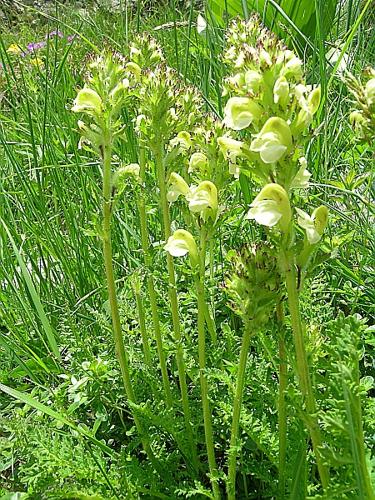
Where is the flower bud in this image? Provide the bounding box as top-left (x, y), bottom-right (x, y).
top-left (282, 55), bottom-right (303, 80)
top-left (223, 97), bottom-right (262, 130)
top-left (349, 110), bottom-right (368, 138)
top-left (112, 163), bottom-right (140, 195)
top-left (226, 243), bottom-right (279, 323)
top-left (313, 205), bottom-right (329, 236)
top-left (164, 229), bottom-right (199, 267)
top-left (250, 117), bottom-right (292, 164)
top-left (259, 49), bottom-right (272, 67)
top-left (246, 183), bottom-right (291, 233)
top-left (76, 120), bottom-right (102, 150)
top-left (245, 70), bottom-right (262, 93)
top-left (110, 81), bottom-right (128, 106)
top-left (228, 73), bottom-right (246, 89)
top-left (349, 110), bottom-right (366, 126)
top-left (295, 107), bottom-right (313, 131)
top-left (167, 172), bottom-right (191, 202)
top-left (273, 76), bottom-right (290, 108)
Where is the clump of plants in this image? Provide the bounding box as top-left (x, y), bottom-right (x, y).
top-left (68, 15), bottom-right (374, 499)
top-left (1, 12), bottom-right (373, 500)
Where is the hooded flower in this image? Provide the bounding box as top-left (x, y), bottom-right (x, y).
top-left (250, 117), bottom-right (292, 164)
top-left (197, 13), bottom-right (207, 35)
top-left (291, 157), bottom-right (311, 188)
top-left (188, 181), bottom-right (218, 220)
top-left (170, 131), bottom-right (192, 151)
top-left (223, 97), bottom-right (262, 130)
top-left (246, 183), bottom-right (291, 233)
top-left (72, 87), bottom-right (103, 116)
top-left (189, 152), bottom-right (208, 173)
top-left (164, 229), bottom-right (199, 266)
top-left (125, 61), bottom-right (142, 79)
top-left (167, 172), bottom-right (191, 202)
top-left (294, 86), bottom-right (321, 131)
top-left (295, 205), bottom-right (329, 244)
top-left (307, 86), bottom-right (321, 114)
top-left (217, 136), bottom-right (244, 163)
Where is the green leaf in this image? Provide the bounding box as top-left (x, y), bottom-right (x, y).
top-left (207, 0), bottom-right (338, 49)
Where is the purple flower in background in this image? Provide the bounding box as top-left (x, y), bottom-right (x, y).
top-left (67, 34), bottom-right (77, 44)
top-left (27, 41), bottom-right (47, 52)
top-left (46, 30), bottom-right (64, 39)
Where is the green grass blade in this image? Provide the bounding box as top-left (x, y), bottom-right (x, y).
top-left (0, 382), bottom-right (114, 456)
top-left (1, 217), bottom-right (61, 360)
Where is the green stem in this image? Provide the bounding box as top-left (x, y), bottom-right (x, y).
top-left (345, 356), bottom-right (374, 498)
top-left (206, 237), bottom-right (217, 344)
top-left (133, 278), bottom-right (152, 368)
top-left (226, 320), bottom-right (252, 500)
top-left (154, 139), bottom-right (199, 472)
top-left (280, 249), bottom-right (329, 490)
top-left (204, 296), bottom-right (217, 345)
top-left (195, 229), bottom-right (221, 499)
top-left (101, 137), bottom-right (158, 471)
top-left (277, 302), bottom-right (287, 500)
top-left (138, 148), bottom-right (173, 408)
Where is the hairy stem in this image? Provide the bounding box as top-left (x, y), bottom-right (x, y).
top-left (137, 148), bottom-right (173, 408)
top-left (154, 138), bottom-right (198, 472)
top-left (280, 249), bottom-right (329, 490)
top-left (226, 320), bottom-right (252, 500)
top-left (195, 229), bottom-right (221, 499)
top-left (101, 136), bottom-right (158, 470)
top-left (277, 302), bottom-right (287, 500)
top-left (133, 278), bottom-right (152, 368)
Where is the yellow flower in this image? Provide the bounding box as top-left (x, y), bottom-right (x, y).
top-left (7, 44), bottom-right (23, 55)
top-left (188, 181), bottom-right (218, 221)
top-left (295, 205), bottom-right (329, 244)
top-left (188, 152), bottom-right (208, 173)
top-left (250, 117), bottom-right (292, 164)
top-left (30, 58), bottom-right (44, 68)
top-left (164, 229), bottom-right (199, 267)
top-left (167, 172), bottom-right (191, 202)
top-left (246, 183), bottom-right (291, 233)
top-left (223, 97), bottom-right (262, 130)
top-left (72, 87), bottom-right (103, 116)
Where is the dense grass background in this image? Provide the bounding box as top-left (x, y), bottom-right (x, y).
top-left (0, 0), bottom-right (374, 498)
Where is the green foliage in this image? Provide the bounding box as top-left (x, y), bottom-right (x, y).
top-left (207, 0), bottom-right (338, 50)
top-left (0, 1), bottom-right (373, 499)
